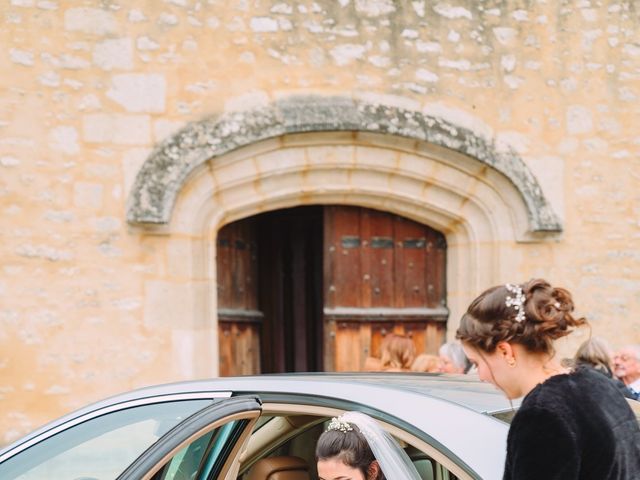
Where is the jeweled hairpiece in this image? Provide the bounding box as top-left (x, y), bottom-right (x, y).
top-left (327, 416), bottom-right (354, 433)
top-left (505, 283), bottom-right (526, 323)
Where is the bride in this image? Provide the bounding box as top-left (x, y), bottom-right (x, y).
top-left (315, 411), bottom-right (422, 480)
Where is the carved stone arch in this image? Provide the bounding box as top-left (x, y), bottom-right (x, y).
top-left (127, 95), bottom-right (562, 234)
top-left (129, 95), bottom-right (563, 377)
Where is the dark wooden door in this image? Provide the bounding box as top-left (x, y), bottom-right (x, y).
top-left (217, 207), bottom-right (323, 376)
top-left (323, 206), bottom-right (447, 371)
top-left (217, 205), bottom-right (447, 374)
top-left (216, 221), bottom-right (261, 376)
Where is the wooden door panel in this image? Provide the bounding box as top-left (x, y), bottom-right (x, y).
top-left (323, 206), bottom-right (448, 371)
top-left (367, 210), bottom-right (395, 308)
top-left (425, 232), bottom-right (447, 307)
top-left (395, 217), bottom-right (428, 308)
top-left (218, 322), bottom-right (260, 376)
top-left (217, 221), bottom-right (261, 376)
top-left (324, 206), bottom-right (362, 308)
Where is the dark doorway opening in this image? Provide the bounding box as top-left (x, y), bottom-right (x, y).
top-left (256, 206), bottom-right (324, 373)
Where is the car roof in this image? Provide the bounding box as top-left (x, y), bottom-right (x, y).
top-left (106, 372), bottom-right (516, 413)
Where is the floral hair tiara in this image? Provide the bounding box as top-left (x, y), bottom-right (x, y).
top-left (327, 416), bottom-right (353, 433)
top-left (505, 283), bottom-right (526, 323)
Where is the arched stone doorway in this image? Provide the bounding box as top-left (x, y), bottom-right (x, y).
top-left (127, 96), bottom-right (561, 378)
top-left (216, 205), bottom-right (447, 375)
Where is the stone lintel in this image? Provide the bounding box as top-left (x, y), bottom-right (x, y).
top-left (126, 95), bottom-right (562, 233)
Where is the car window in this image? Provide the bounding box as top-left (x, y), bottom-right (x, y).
top-left (0, 399), bottom-right (212, 480)
top-left (489, 409), bottom-right (517, 424)
top-left (152, 420), bottom-right (241, 480)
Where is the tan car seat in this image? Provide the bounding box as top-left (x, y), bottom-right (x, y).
top-left (246, 456), bottom-right (310, 480)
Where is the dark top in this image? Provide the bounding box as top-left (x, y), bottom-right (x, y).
top-left (503, 367), bottom-right (640, 480)
top-left (574, 361), bottom-right (637, 400)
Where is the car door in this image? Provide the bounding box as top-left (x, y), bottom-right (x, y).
top-left (0, 395), bottom-right (220, 480)
top-left (118, 396), bottom-right (262, 480)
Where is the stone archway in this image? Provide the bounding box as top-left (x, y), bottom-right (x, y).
top-left (127, 95), bottom-right (561, 233)
top-left (128, 95), bottom-right (562, 378)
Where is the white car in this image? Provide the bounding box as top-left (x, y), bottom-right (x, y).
top-left (0, 373), bottom-right (524, 480)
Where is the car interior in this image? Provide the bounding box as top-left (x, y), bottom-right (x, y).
top-left (148, 402), bottom-right (466, 480)
top-left (235, 409), bottom-right (461, 480)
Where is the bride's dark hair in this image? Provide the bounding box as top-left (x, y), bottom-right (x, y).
top-left (316, 422), bottom-right (384, 479)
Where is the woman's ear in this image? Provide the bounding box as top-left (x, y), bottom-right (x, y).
top-left (496, 341), bottom-right (515, 361)
top-left (367, 460), bottom-right (381, 480)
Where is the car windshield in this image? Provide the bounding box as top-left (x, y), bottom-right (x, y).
top-left (0, 399), bottom-right (211, 480)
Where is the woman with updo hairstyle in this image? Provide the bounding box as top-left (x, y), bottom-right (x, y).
top-left (316, 419), bottom-right (383, 480)
top-left (315, 412), bottom-right (421, 480)
top-left (457, 279), bottom-right (640, 479)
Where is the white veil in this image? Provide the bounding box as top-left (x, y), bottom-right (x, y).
top-left (339, 411), bottom-right (423, 480)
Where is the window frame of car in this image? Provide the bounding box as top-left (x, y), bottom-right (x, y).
top-left (251, 401), bottom-right (473, 480)
top-left (126, 398), bottom-right (471, 480)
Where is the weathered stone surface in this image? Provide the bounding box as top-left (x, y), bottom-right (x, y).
top-left (127, 95), bottom-right (562, 233)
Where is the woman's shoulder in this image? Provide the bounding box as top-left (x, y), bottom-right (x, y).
top-left (519, 367), bottom-right (610, 411)
top-left (534, 365), bottom-right (615, 393)
top-left (521, 366), bottom-right (635, 422)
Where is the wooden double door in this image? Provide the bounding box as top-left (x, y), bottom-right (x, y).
top-left (217, 205), bottom-right (447, 376)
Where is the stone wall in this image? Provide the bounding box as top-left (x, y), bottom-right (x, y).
top-left (1, 0), bottom-right (639, 443)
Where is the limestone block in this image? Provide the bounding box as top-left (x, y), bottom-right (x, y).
top-left (93, 38), bottom-right (134, 71)
top-left (354, 146), bottom-right (397, 170)
top-left (348, 169), bottom-right (390, 192)
top-left (153, 119), bottom-right (184, 142)
top-left (64, 7), bottom-right (117, 35)
top-left (122, 148), bottom-right (151, 194)
top-left (83, 114), bottom-right (151, 145)
top-left (144, 281), bottom-right (207, 329)
top-left (218, 179), bottom-right (262, 208)
top-left (144, 281), bottom-right (192, 328)
top-left (303, 168), bottom-right (350, 189)
top-left (9, 49), bottom-right (35, 67)
top-left (73, 182), bottom-right (103, 210)
top-left (48, 126), bottom-right (80, 155)
top-left (165, 238), bottom-right (203, 279)
top-left (566, 105), bottom-right (593, 135)
top-left (170, 169), bottom-right (218, 235)
top-left (525, 156), bottom-right (565, 221)
top-left (388, 174), bottom-right (425, 202)
top-left (254, 147), bottom-right (304, 174)
top-left (106, 74), bottom-right (166, 113)
top-left (306, 145), bottom-right (355, 167)
top-left (212, 156), bottom-right (258, 188)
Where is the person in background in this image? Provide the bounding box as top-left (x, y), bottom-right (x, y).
top-left (410, 353), bottom-right (441, 373)
top-left (362, 355), bottom-right (382, 372)
top-left (457, 279), bottom-right (640, 479)
top-left (613, 344), bottom-right (640, 400)
top-left (438, 341), bottom-right (472, 373)
top-left (379, 333), bottom-right (415, 372)
top-left (573, 336), bottom-right (634, 399)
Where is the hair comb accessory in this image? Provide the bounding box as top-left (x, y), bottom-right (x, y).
top-left (327, 416), bottom-right (353, 433)
top-left (505, 283), bottom-right (526, 323)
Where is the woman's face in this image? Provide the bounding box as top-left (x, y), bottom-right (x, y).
top-left (462, 343), bottom-right (520, 399)
top-left (317, 458), bottom-right (365, 480)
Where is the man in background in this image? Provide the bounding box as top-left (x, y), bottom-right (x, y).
top-left (614, 345), bottom-right (640, 400)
